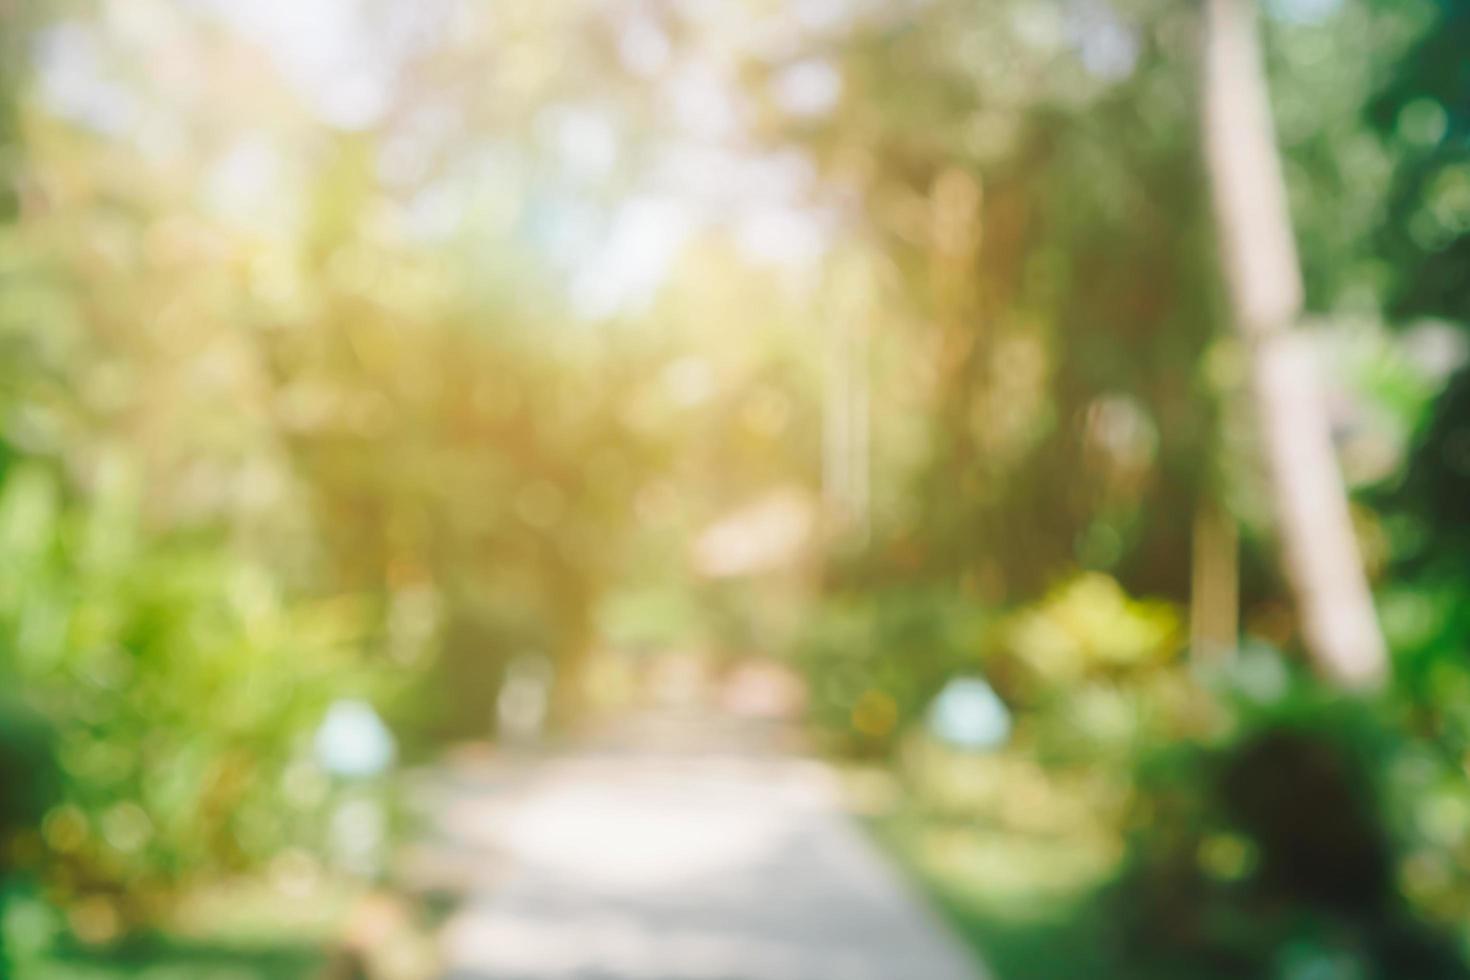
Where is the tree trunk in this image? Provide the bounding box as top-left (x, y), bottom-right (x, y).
top-left (822, 252), bottom-right (872, 546)
top-left (1191, 494), bottom-right (1240, 664)
top-left (1201, 0), bottom-right (1386, 689)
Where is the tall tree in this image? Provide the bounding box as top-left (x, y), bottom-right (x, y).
top-left (1202, 0), bottom-right (1386, 688)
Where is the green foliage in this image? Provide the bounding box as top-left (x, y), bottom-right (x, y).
top-left (0, 461), bottom-right (373, 919)
top-left (793, 573), bottom-right (1187, 762)
top-left (1001, 573), bottom-right (1180, 683)
top-left (1368, 0), bottom-right (1470, 323)
top-left (793, 588), bottom-right (990, 753)
top-left (1112, 676), bottom-right (1470, 979)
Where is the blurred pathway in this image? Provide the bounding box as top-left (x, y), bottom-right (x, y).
top-left (422, 713), bottom-right (984, 980)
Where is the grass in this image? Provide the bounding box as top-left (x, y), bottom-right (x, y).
top-left (869, 807), bottom-right (1136, 980)
top-left (17, 935), bottom-right (325, 980)
top-left (840, 745), bottom-right (1169, 980)
top-left (3, 877), bottom-right (355, 980)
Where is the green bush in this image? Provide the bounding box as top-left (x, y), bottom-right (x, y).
top-left (1112, 657), bottom-right (1470, 979)
top-left (0, 463), bottom-right (378, 929)
top-left (792, 587), bottom-right (991, 754)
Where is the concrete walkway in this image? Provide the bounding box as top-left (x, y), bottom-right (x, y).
top-left (424, 714), bottom-right (984, 980)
